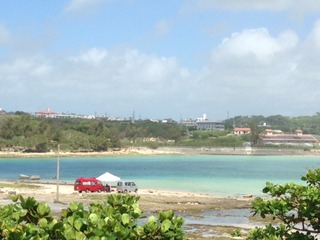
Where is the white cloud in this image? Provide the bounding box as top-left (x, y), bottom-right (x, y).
top-left (0, 47), bottom-right (188, 116)
top-left (3, 19), bottom-right (320, 119)
top-left (72, 48), bottom-right (108, 64)
top-left (185, 0), bottom-right (289, 11)
top-left (95, 49), bottom-right (181, 92)
top-left (183, 0), bottom-right (320, 19)
top-left (64, 0), bottom-right (106, 14)
top-left (0, 23), bottom-right (10, 45)
top-left (191, 23), bottom-right (320, 117)
top-left (213, 28), bottom-right (298, 64)
top-left (154, 20), bottom-right (172, 37)
top-left (294, 20), bottom-right (320, 92)
top-left (304, 20), bottom-right (320, 50)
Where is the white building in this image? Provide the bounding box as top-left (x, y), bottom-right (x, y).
top-left (196, 113), bottom-right (208, 122)
top-left (195, 114), bottom-right (224, 130)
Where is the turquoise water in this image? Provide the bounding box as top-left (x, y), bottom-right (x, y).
top-left (0, 155), bottom-right (319, 197)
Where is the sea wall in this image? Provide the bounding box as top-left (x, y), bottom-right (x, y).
top-left (157, 146), bottom-right (320, 156)
top-left (0, 146), bottom-right (319, 158)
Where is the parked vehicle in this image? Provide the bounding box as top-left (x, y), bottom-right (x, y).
top-left (74, 177), bottom-right (107, 193)
top-left (116, 181), bottom-right (138, 193)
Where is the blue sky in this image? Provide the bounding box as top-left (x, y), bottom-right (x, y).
top-left (1, 0), bottom-right (320, 121)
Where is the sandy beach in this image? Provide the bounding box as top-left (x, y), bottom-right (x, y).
top-left (0, 181), bottom-right (252, 212)
top-left (0, 146), bottom-right (319, 158)
top-left (0, 181), bottom-right (255, 239)
top-left (0, 147), bottom-right (182, 158)
top-left (0, 148), bottom-right (284, 238)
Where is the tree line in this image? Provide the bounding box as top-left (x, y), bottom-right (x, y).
top-left (225, 113), bottom-right (320, 134)
top-left (1, 112), bottom-right (320, 152)
top-left (0, 114), bottom-right (185, 152)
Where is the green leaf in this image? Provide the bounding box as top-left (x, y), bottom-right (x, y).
top-left (67, 216), bottom-right (75, 225)
top-left (38, 218), bottom-right (48, 228)
top-left (37, 202), bottom-right (51, 216)
top-left (24, 196), bottom-right (37, 209)
top-left (75, 230), bottom-right (86, 240)
top-left (89, 213), bottom-right (99, 224)
top-left (11, 195), bottom-right (19, 202)
top-left (144, 216), bottom-right (158, 233)
top-left (64, 226), bottom-right (76, 240)
top-left (159, 210), bottom-right (174, 221)
top-left (160, 219), bottom-right (172, 233)
top-left (132, 202), bottom-right (142, 217)
top-left (69, 202), bottom-right (82, 212)
top-left (74, 218), bottom-right (84, 231)
top-left (89, 236), bottom-right (100, 240)
top-left (121, 213), bottom-right (130, 225)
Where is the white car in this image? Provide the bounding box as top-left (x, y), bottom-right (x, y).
top-left (116, 181), bottom-right (138, 193)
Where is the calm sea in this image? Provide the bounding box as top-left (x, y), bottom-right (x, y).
top-left (0, 155), bottom-right (319, 197)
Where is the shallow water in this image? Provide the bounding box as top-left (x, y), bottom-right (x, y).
top-left (182, 208), bottom-right (264, 228)
top-left (0, 155), bottom-right (319, 196)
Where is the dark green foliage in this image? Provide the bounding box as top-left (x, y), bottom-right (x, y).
top-left (0, 194), bottom-right (185, 239)
top-left (0, 116), bottom-right (185, 152)
top-left (1, 113), bottom-right (320, 152)
top-left (248, 168), bottom-right (320, 239)
top-left (0, 195), bottom-right (63, 239)
top-left (225, 113), bottom-right (320, 135)
top-left (180, 130), bottom-right (243, 147)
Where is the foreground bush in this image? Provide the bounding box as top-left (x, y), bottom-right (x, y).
top-left (0, 194), bottom-right (185, 239)
top-left (248, 168), bottom-right (320, 239)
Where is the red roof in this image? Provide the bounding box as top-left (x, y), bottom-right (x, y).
top-left (234, 127), bottom-right (251, 131)
top-left (260, 134), bottom-right (317, 143)
top-left (35, 108), bottom-right (57, 115)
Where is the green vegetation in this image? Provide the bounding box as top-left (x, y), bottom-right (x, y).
top-left (248, 168), bottom-right (320, 239)
top-left (1, 112), bottom-right (320, 152)
top-left (0, 114), bottom-right (238, 152)
top-left (225, 113), bottom-right (320, 134)
top-left (0, 194), bottom-right (185, 239)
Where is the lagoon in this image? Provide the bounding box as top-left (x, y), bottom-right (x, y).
top-left (1, 155), bottom-right (319, 197)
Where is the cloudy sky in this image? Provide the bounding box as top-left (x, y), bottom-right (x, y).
top-left (1, 0), bottom-right (320, 121)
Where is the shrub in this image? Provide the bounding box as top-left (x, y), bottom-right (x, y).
top-left (0, 194), bottom-right (186, 239)
top-left (248, 168), bottom-right (320, 239)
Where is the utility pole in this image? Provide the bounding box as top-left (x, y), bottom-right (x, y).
top-left (56, 144), bottom-right (60, 202)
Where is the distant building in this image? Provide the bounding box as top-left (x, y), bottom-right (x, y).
top-left (161, 118), bottom-right (175, 123)
top-left (234, 127), bottom-right (251, 135)
top-left (180, 113), bottom-right (225, 130)
top-left (35, 108), bottom-right (57, 117)
top-left (196, 114), bottom-right (208, 122)
top-left (196, 121), bottom-right (225, 130)
top-left (35, 108), bottom-right (95, 119)
top-left (179, 119), bottom-right (197, 127)
top-left (258, 122), bottom-right (271, 128)
top-left (259, 130), bottom-right (317, 146)
top-left (265, 129), bottom-right (283, 135)
top-left (0, 108), bottom-right (5, 115)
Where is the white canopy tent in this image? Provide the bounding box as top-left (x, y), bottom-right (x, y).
top-left (97, 172), bottom-right (121, 182)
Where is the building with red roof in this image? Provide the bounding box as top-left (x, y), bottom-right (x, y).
top-left (233, 127), bottom-right (251, 135)
top-left (35, 108), bottom-right (57, 117)
top-left (259, 130), bottom-right (317, 146)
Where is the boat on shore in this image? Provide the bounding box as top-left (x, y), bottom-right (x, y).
top-left (29, 175), bottom-right (40, 180)
top-left (19, 174), bottom-right (41, 180)
top-left (19, 174), bottom-right (30, 180)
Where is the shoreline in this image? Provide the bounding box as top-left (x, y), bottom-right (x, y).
top-left (0, 146), bottom-right (320, 158)
top-left (0, 180), bottom-right (253, 212)
top-left (0, 181), bottom-right (261, 238)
